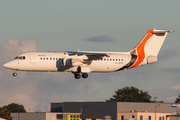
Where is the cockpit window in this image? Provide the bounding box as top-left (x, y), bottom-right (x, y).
top-left (14, 56), bottom-right (19, 59)
top-left (14, 56), bottom-right (26, 60)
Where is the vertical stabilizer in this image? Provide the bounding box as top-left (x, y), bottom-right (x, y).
top-left (128, 29), bottom-right (174, 68)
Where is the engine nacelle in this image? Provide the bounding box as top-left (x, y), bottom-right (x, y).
top-left (62, 58), bottom-right (72, 66)
top-left (71, 58), bottom-right (84, 66)
top-left (61, 58), bottom-right (84, 66)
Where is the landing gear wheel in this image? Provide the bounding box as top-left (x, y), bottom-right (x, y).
top-left (74, 73), bottom-right (81, 79)
top-left (13, 73), bottom-right (17, 77)
top-left (82, 73), bottom-right (88, 78)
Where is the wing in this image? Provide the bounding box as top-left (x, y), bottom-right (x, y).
top-left (66, 51), bottom-right (109, 60)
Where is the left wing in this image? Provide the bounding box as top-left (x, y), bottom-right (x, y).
top-left (66, 51), bottom-right (109, 60)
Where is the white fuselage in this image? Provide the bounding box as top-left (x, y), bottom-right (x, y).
top-left (4, 51), bottom-right (132, 73)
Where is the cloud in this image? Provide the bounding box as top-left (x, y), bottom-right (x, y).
top-left (171, 84), bottom-right (180, 90)
top-left (148, 87), bottom-right (179, 102)
top-left (0, 39), bottom-right (38, 111)
top-left (168, 97), bottom-right (177, 100)
top-left (83, 35), bottom-right (115, 42)
top-left (5, 39), bottom-right (37, 52)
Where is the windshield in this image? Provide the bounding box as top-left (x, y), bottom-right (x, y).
top-left (14, 56), bottom-right (26, 60)
top-left (14, 56), bottom-right (19, 59)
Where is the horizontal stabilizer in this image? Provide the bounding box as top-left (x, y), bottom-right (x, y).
top-left (151, 30), bottom-right (175, 34)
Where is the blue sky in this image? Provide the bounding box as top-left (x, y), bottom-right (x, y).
top-left (0, 1), bottom-right (180, 111)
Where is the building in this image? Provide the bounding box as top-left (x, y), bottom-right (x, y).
top-left (11, 112), bottom-right (81, 120)
top-left (51, 102), bottom-right (180, 120)
top-left (167, 113), bottom-right (180, 120)
top-left (10, 102), bottom-right (180, 120)
top-left (118, 111), bottom-right (170, 120)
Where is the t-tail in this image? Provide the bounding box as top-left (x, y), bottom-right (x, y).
top-left (127, 29), bottom-right (175, 69)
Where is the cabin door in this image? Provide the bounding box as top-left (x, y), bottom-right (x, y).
top-left (30, 54), bottom-right (36, 64)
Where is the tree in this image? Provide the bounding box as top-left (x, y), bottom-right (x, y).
top-left (0, 103), bottom-right (26, 119)
top-left (175, 94), bottom-right (180, 103)
top-left (106, 86), bottom-right (152, 102)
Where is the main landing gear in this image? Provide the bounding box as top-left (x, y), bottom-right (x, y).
top-left (74, 73), bottom-right (88, 79)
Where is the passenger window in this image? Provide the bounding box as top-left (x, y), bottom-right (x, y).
top-left (56, 58), bottom-right (58, 60)
top-left (46, 58), bottom-right (48, 60)
top-left (104, 59), bottom-right (106, 61)
top-left (40, 58), bottom-right (42, 60)
top-left (53, 58), bottom-right (55, 60)
top-left (116, 59), bottom-right (117, 61)
top-left (122, 59), bottom-right (123, 61)
top-left (23, 56), bottom-right (25, 59)
top-left (43, 58), bottom-right (45, 60)
top-left (50, 58), bottom-right (52, 60)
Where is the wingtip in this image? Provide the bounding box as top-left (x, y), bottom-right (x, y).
top-left (169, 30), bottom-right (176, 33)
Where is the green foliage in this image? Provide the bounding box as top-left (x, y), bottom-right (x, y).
top-left (0, 103), bottom-right (26, 119)
top-left (151, 100), bottom-right (164, 103)
top-left (106, 86), bottom-right (152, 102)
top-left (175, 94), bottom-right (180, 103)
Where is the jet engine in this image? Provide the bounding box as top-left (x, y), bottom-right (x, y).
top-left (61, 58), bottom-right (84, 66)
top-left (61, 58), bottom-right (72, 66)
top-left (71, 58), bottom-right (84, 66)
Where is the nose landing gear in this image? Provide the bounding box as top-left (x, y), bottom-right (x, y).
top-left (13, 72), bottom-right (17, 77)
top-left (13, 70), bottom-right (17, 77)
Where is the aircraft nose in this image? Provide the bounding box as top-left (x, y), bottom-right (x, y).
top-left (3, 62), bottom-right (10, 68)
top-left (3, 61), bottom-right (17, 70)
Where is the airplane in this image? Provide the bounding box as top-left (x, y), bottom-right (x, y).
top-left (3, 29), bottom-right (174, 79)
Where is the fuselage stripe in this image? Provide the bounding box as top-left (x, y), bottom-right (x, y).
top-left (72, 59), bottom-right (83, 62)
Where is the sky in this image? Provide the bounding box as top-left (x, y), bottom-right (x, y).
top-left (0, 1), bottom-right (180, 112)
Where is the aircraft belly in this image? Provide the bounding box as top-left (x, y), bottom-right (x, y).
top-left (18, 61), bottom-right (58, 71)
top-left (89, 61), bottom-right (124, 72)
